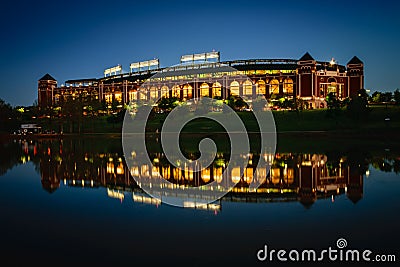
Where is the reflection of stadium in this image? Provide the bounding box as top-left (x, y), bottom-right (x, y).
top-left (38, 52), bottom-right (364, 110)
top-left (21, 139), bottom-right (364, 209)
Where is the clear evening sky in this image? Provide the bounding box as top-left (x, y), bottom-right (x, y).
top-left (0, 0), bottom-right (399, 106)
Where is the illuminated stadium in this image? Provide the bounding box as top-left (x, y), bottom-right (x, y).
top-left (38, 51), bottom-right (364, 110)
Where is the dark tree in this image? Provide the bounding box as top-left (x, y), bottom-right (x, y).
top-left (393, 89), bottom-right (400, 105)
top-left (347, 89), bottom-right (370, 121)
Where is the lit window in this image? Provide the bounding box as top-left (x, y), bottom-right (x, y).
top-left (243, 80), bottom-right (253, 95)
top-left (231, 167), bottom-right (241, 183)
top-left (183, 84), bottom-right (193, 99)
top-left (128, 91), bottom-right (137, 101)
top-left (283, 78), bottom-right (293, 95)
top-left (172, 85), bottom-right (180, 98)
top-left (105, 93), bottom-right (112, 103)
top-left (256, 80), bottom-right (266, 95)
top-left (200, 83), bottom-right (209, 97)
top-left (114, 92), bottom-right (122, 102)
top-left (230, 81), bottom-right (239, 96)
top-left (269, 79), bottom-right (279, 95)
top-left (161, 86), bottom-right (169, 98)
top-left (212, 82), bottom-right (221, 97)
top-left (150, 86), bottom-right (158, 99)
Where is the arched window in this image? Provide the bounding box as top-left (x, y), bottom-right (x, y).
top-left (128, 91), bottom-right (137, 101)
top-left (212, 82), bottom-right (221, 97)
top-left (243, 80), bottom-right (253, 95)
top-left (256, 80), bottom-right (266, 95)
top-left (200, 83), bottom-right (209, 97)
top-left (150, 86), bottom-right (158, 99)
top-left (269, 79), bottom-right (279, 95)
top-left (114, 91), bottom-right (122, 102)
top-left (230, 81), bottom-right (239, 96)
top-left (231, 167), bottom-right (241, 184)
top-left (201, 168), bottom-right (211, 183)
top-left (104, 92), bottom-right (112, 104)
top-left (283, 78), bottom-right (293, 95)
top-left (327, 77), bottom-right (337, 95)
top-left (183, 84), bottom-right (193, 99)
top-left (139, 89), bottom-right (147, 100)
top-left (172, 85), bottom-right (180, 98)
top-left (161, 85), bottom-right (169, 98)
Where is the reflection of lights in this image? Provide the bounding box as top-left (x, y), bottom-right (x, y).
top-left (107, 188), bottom-right (124, 201)
top-left (365, 170), bottom-right (370, 177)
top-left (116, 163), bottom-right (124, 175)
top-left (131, 166), bottom-right (139, 177)
top-left (133, 193), bottom-right (161, 205)
top-left (107, 162), bottom-right (114, 174)
top-left (141, 165), bottom-right (149, 177)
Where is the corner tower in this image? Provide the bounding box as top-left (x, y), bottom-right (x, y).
top-left (38, 74), bottom-right (57, 109)
top-left (297, 52), bottom-right (317, 107)
top-left (346, 56), bottom-right (364, 97)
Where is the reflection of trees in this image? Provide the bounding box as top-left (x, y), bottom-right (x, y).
top-left (371, 157), bottom-right (400, 173)
top-left (0, 141), bottom-right (23, 176)
top-left (343, 149), bottom-right (370, 175)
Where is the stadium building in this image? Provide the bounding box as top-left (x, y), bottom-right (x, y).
top-left (38, 52), bottom-right (364, 110)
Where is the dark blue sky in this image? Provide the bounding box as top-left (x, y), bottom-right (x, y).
top-left (1, 0), bottom-right (399, 106)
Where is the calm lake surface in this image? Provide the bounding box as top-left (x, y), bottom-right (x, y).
top-left (0, 136), bottom-right (399, 266)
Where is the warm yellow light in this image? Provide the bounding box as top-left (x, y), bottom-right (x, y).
top-left (201, 168), bottom-right (211, 183)
top-left (116, 163), bottom-right (124, 175)
top-left (232, 167), bottom-right (241, 183)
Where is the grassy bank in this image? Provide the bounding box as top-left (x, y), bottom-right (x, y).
top-left (10, 105), bottom-right (400, 135)
top-left (147, 105), bottom-right (400, 133)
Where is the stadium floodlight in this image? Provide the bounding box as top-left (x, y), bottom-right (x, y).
top-left (180, 51), bottom-right (220, 64)
top-left (104, 65), bottom-right (122, 77)
top-left (130, 59), bottom-right (160, 73)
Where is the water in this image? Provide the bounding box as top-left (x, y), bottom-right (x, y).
top-left (0, 137), bottom-right (399, 266)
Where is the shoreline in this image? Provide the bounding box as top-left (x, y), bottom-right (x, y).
top-left (2, 128), bottom-right (399, 140)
